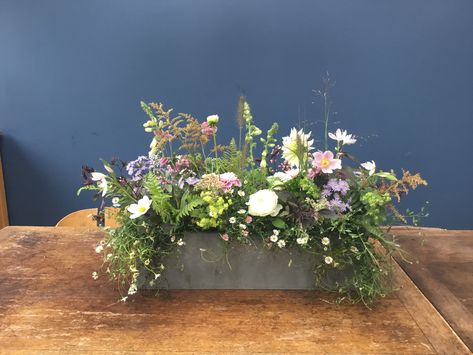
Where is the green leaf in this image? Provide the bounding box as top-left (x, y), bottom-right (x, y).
top-left (271, 218), bottom-right (286, 229)
top-left (76, 185), bottom-right (99, 196)
top-left (375, 171), bottom-right (397, 181)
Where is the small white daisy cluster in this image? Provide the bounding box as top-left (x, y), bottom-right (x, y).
top-left (268, 229), bottom-right (285, 248)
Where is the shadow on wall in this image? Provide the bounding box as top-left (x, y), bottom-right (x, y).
top-left (1, 134), bottom-right (84, 226)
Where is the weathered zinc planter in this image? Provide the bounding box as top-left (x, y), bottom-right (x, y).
top-left (138, 232), bottom-right (342, 290)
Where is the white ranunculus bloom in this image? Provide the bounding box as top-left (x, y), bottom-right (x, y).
top-left (281, 128), bottom-right (314, 168)
top-left (361, 160), bottom-right (376, 176)
top-left (127, 195), bottom-right (152, 219)
top-left (247, 189), bottom-right (282, 217)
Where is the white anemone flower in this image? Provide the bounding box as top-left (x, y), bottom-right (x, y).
top-left (328, 128), bottom-right (357, 145)
top-left (127, 196), bottom-right (152, 219)
top-left (361, 160), bottom-right (376, 176)
top-left (91, 172), bottom-right (108, 196)
top-left (282, 128), bottom-right (314, 168)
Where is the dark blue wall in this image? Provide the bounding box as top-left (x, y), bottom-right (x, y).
top-left (1, 0), bottom-right (472, 228)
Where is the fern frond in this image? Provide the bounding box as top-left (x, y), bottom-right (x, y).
top-left (144, 173), bottom-right (174, 222)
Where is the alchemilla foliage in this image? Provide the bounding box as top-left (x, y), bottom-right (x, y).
top-left (81, 88), bottom-right (427, 306)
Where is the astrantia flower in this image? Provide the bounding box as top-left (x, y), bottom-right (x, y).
top-left (127, 196), bottom-right (152, 219)
top-left (219, 172), bottom-right (241, 192)
top-left (328, 128), bottom-right (357, 145)
top-left (247, 189), bottom-right (282, 217)
top-left (361, 160), bottom-right (376, 176)
top-left (201, 122), bottom-right (217, 137)
top-left (281, 128), bottom-right (314, 167)
top-left (312, 151), bottom-right (342, 174)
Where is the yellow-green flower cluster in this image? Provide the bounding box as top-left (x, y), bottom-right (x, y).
top-left (196, 191), bottom-right (233, 229)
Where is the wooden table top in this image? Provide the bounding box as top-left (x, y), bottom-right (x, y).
top-left (0, 226), bottom-right (470, 354)
top-left (392, 228), bottom-right (473, 352)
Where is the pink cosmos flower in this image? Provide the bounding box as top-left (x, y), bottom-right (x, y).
top-left (219, 172), bottom-right (241, 192)
top-left (312, 151), bottom-right (342, 174)
top-left (221, 233), bottom-right (230, 241)
top-left (201, 121), bottom-right (217, 137)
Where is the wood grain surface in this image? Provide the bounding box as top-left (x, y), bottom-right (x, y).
top-left (393, 228), bottom-right (473, 352)
top-left (0, 226), bottom-right (469, 354)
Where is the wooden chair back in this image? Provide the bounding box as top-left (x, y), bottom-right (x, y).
top-left (56, 208), bottom-right (120, 228)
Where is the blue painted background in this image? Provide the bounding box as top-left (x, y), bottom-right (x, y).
top-left (1, 0), bottom-right (472, 228)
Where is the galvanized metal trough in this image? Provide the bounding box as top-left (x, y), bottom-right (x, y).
top-left (138, 232), bottom-right (345, 290)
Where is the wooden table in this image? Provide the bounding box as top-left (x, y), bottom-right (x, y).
top-left (0, 226), bottom-right (470, 354)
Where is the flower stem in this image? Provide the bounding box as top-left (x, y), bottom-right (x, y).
top-left (213, 132), bottom-right (218, 173)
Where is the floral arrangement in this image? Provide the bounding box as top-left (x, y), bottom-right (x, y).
top-left (80, 89), bottom-right (427, 306)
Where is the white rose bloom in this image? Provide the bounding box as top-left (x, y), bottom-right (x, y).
top-left (247, 189), bottom-right (282, 217)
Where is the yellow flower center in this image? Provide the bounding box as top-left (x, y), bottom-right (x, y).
top-left (138, 206), bottom-right (147, 213)
top-left (320, 158), bottom-right (330, 168)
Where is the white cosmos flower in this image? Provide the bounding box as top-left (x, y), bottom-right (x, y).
top-left (127, 196), bottom-right (152, 219)
top-left (361, 160), bottom-right (376, 176)
top-left (328, 128), bottom-right (357, 145)
top-left (247, 189), bottom-right (282, 217)
top-left (282, 128), bottom-right (314, 168)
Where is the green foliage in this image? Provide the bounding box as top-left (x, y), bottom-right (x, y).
top-left (144, 172), bottom-right (174, 222)
top-left (176, 192), bottom-right (205, 223)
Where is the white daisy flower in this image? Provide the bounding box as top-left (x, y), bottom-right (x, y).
top-left (229, 217), bottom-right (237, 224)
top-left (322, 237), bottom-right (330, 246)
top-left (324, 256), bottom-right (333, 264)
top-left (277, 240), bottom-right (286, 248)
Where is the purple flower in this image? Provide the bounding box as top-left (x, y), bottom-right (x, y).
top-left (126, 156), bottom-right (151, 181)
top-left (185, 176), bottom-right (200, 186)
top-left (329, 194), bottom-right (351, 212)
top-left (324, 179), bottom-right (350, 195)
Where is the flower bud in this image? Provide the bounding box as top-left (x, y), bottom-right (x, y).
top-left (206, 114), bottom-right (219, 125)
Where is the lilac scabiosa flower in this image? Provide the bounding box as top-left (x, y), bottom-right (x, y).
top-left (329, 194), bottom-right (351, 213)
top-left (325, 179), bottom-right (350, 195)
top-left (126, 156), bottom-right (151, 181)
